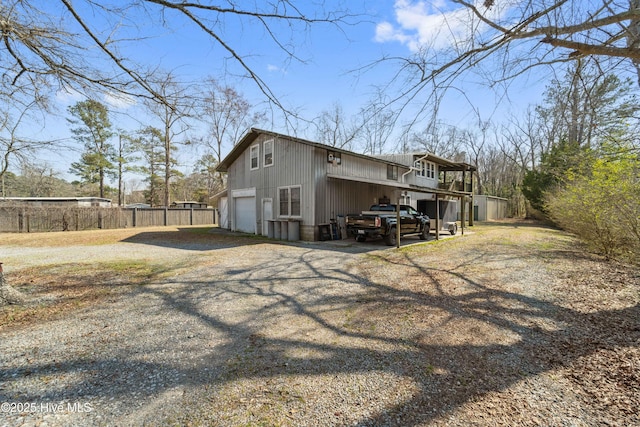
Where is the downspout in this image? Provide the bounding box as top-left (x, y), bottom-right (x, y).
top-left (401, 154), bottom-right (430, 183)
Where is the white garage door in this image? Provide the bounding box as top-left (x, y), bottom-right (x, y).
top-left (234, 196), bottom-right (256, 233)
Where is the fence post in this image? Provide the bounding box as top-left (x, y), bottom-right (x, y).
top-left (164, 207), bottom-right (168, 226)
top-left (18, 210), bottom-right (24, 233)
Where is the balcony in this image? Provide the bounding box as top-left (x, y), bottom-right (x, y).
top-left (438, 180), bottom-right (472, 193)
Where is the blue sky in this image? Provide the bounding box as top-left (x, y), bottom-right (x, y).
top-left (29, 0), bottom-right (550, 181)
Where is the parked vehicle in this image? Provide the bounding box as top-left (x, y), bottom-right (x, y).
top-left (345, 204), bottom-right (430, 246)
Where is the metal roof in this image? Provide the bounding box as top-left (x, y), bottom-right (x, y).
top-left (215, 128), bottom-right (474, 173)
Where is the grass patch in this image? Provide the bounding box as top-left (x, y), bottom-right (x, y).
top-left (0, 260), bottom-right (169, 330)
top-left (0, 225), bottom-right (220, 248)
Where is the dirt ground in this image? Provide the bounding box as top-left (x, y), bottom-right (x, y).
top-left (0, 221), bottom-right (638, 426)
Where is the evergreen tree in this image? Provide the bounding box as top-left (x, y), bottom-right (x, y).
top-left (68, 100), bottom-right (115, 198)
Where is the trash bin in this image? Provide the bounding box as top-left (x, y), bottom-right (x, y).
top-left (267, 220), bottom-right (275, 239)
top-left (273, 220), bottom-right (281, 239)
top-left (280, 220), bottom-right (288, 240)
top-left (287, 220), bottom-right (300, 241)
top-left (318, 223), bottom-right (331, 241)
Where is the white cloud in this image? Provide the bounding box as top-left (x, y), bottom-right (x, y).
top-left (375, 0), bottom-right (509, 52)
top-left (55, 87), bottom-right (84, 105)
top-left (104, 91), bottom-right (136, 110)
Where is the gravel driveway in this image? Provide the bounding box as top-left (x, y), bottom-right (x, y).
top-left (0, 224), bottom-right (638, 426)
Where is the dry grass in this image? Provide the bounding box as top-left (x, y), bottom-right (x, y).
top-left (0, 226), bottom-right (224, 329)
top-left (0, 225), bottom-right (217, 247)
top-left (0, 261), bottom-right (156, 329)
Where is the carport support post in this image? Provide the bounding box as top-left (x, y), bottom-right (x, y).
top-left (396, 201), bottom-right (401, 249)
top-left (435, 193), bottom-right (440, 241)
top-left (460, 195), bottom-right (465, 236)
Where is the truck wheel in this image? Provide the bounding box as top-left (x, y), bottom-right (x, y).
top-left (419, 225), bottom-right (429, 240)
top-left (384, 227), bottom-right (397, 246)
top-left (356, 235), bottom-right (366, 242)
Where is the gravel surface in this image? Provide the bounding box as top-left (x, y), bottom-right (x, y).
top-left (0, 223), bottom-right (638, 426)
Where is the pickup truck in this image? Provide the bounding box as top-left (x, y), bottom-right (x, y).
top-left (345, 204), bottom-right (430, 246)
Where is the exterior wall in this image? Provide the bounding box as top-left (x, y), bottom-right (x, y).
top-left (226, 134), bottom-right (316, 235)
top-left (375, 153), bottom-right (439, 189)
top-left (326, 150), bottom-right (402, 182)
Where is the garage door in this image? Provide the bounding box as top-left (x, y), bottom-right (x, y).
top-left (234, 196), bottom-right (256, 233)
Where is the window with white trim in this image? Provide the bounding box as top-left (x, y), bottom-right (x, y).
top-left (415, 160), bottom-right (436, 179)
top-left (264, 139), bottom-right (274, 167)
top-left (279, 185), bottom-right (301, 217)
top-left (250, 144), bottom-right (259, 170)
top-left (426, 161), bottom-right (435, 179)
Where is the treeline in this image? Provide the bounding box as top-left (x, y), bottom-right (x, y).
top-left (518, 61), bottom-right (640, 263)
top-left (1, 164), bottom-right (218, 207)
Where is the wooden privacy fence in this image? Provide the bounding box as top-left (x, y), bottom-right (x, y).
top-left (0, 206), bottom-right (217, 233)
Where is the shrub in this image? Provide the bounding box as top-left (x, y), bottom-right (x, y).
top-left (546, 153), bottom-right (640, 262)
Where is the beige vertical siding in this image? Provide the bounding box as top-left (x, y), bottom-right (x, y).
top-left (227, 135), bottom-right (317, 234)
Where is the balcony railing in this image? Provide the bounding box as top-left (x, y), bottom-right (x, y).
top-left (438, 181), bottom-right (472, 192)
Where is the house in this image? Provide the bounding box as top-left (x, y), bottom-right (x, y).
top-left (170, 201), bottom-right (209, 209)
top-left (216, 128), bottom-right (476, 241)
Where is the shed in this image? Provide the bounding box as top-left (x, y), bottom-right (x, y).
top-left (473, 195), bottom-right (509, 221)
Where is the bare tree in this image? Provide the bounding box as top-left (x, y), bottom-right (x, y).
top-left (314, 102), bottom-right (360, 150)
top-left (535, 59), bottom-right (639, 150)
top-left (143, 73), bottom-right (194, 206)
top-left (1, 1), bottom-right (355, 112)
top-left (357, 95), bottom-right (396, 155)
top-left (374, 0), bottom-right (640, 126)
top-left (198, 78), bottom-right (266, 186)
top-left (0, 101), bottom-right (50, 197)
top-left (408, 121), bottom-right (465, 159)
top-left (115, 131), bottom-right (139, 207)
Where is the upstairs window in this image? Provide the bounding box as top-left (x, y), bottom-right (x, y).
top-left (415, 160), bottom-right (436, 179)
top-left (387, 164), bottom-right (398, 180)
top-left (426, 161), bottom-right (436, 179)
top-left (264, 139), bottom-right (274, 167)
top-left (250, 144), bottom-right (259, 170)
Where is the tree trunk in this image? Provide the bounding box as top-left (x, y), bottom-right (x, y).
top-left (0, 264), bottom-right (27, 306)
top-left (630, 0), bottom-right (640, 86)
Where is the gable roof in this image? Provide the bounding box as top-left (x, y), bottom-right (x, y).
top-left (216, 128), bottom-right (475, 172)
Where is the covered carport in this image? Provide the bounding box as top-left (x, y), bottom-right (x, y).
top-left (326, 173), bottom-right (475, 241)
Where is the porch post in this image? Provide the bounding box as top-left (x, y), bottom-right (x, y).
top-left (469, 171), bottom-right (474, 226)
top-left (435, 193), bottom-right (440, 241)
top-left (460, 195), bottom-right (465, 236)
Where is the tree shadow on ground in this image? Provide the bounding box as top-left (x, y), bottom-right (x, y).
top-left (120, 226), bottom-right (436, 254)
top-left (1, 230), bottom-right (638, 426)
